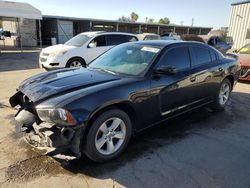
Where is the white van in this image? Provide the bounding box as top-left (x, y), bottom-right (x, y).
top-left (39, 31), bottom-right (138, 70)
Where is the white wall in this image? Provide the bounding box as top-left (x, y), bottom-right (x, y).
top-left (228, 3), bottom-right (250, 49)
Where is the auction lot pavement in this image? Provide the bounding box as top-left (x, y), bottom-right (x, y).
top-left (0, 53), bottom-right (250, 188)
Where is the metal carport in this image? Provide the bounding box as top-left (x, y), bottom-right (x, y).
top-left (0, 0), bottom-right (42, 52)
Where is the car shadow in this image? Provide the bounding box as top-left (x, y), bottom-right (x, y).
top-left (0, 52), bottom-right (40, 72)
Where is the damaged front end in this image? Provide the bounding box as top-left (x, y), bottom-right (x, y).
top-left (9, 91), bottom-right (84, 160)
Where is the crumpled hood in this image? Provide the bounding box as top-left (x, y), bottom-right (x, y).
top-left (42, 44), bottom-right (75, 54)
top-left (19, 68), bottom-right (120, 102)
top-left (238, 54), bottom-right (250, 66)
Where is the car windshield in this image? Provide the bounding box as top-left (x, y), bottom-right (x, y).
top-left (89, 43), bottom-right (161, 76)
top-left (239, 44), bottom-right (250, 54)
top-left (65, 34), bottom-right (91, 47)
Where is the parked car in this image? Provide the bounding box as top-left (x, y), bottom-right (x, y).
top-left (137, 33), bottom-right (160, 40)
top-left (181, 34), bottom-right (205, 43)
top-left (10, 41), bottom-right (240, 162)
top-left (200, 35), bottom-right (232, 54)
top-left (39, 31), bottom-right (138, 70)
top-left (161, 32), bottom-right (181, 40)
top-left (232, 43), bottom-right (250, 81)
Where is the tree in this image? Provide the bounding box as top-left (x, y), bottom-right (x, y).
top-left (158, 17), bottom-right (170, 25)
top-left (118, 16), bottom-right (131, 22)
top-left (147, 18), bottom-right (155, 23)
top-left (130, 12), bottom-right (139, 22)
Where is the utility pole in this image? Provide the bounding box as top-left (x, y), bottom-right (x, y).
top-left (191, 18), bottom-right (194, 27)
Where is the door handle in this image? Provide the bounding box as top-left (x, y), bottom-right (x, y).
top-left (218, 67), bottom-right (224, 72)
top-left (190, 76), bottom-right (196, 82)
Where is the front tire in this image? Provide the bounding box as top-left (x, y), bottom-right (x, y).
top-left (66, 57), bottom-right (86, 68)
top-left (84, 109), bottom-right (132, 162)
top-left (212, 78), bottom-right (232, 110)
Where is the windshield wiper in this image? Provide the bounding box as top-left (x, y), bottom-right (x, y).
top-left (89, 67), bottom-right (118, 75)
top-left (101, 69), bottom-right (118, 75)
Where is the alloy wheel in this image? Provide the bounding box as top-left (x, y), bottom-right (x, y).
top-left (219, 82), bottom-right (230, 105)
top-left (69, 61), bottom-right (82, 67)
top-left (95, 117), bottom-right (126, 155)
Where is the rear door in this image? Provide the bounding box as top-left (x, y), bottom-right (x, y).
top-left (189, 45), bottom-right (220, 102)
top-left (150, 45), bottom-right (193, 119)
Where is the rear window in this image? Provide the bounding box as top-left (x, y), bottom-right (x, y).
top-left (192, 47), bottom-right (211, 66)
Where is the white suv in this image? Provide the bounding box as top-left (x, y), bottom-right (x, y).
top-left (39, 31), bottom-right (138, 70)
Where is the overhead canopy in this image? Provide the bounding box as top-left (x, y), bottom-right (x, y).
top-left (0, 1), bottom-right (42, 20)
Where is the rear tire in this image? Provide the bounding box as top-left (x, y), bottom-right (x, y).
top-left (212, 78), bottom-right (232, 110)
top-left (83, 109), bottom-right (132, 162)
top-left (66, 57), bottom-right (86, 68)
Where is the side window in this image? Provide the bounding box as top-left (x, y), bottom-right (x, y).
top-left (92, 35), bottom-right (106, 47)
top-left (157, 47), bottom-right (191, 71)
top-left (106, 35), bottom-right (138, 46)
top-left (210, 50), bottom-right (217, 61)
top-left (126, 35), bottom-right (138, 42)
top-left (192, 47), bottom-right (211, 66)
top-left (106, 35), bottom-right (126, 46)
top-left (144, 36), bottom-right (150, 40)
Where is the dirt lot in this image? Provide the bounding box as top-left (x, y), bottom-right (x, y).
top-left (0, 52), bottom-right (250, 188)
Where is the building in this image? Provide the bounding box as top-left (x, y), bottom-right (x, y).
top-left (0, 1), bottom-right (42, 48)
top-left (228, 1), bottom-right (250, 49)
top-left (0, 1), bottom-right (212, 47)
top-left (41, 15), bottom-right (212, 45)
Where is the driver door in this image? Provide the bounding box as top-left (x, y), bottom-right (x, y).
top-left (86, 35), bottom-right (110, 63)
top-left (150, 46), bottom-right (194, 119)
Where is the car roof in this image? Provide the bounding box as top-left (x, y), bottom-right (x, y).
top-left (79, 31), bottom-right (104, 36)
top-left (132, 40), bottom-right (208, 48)
top-left (79, 31), bottom-right (137, 37)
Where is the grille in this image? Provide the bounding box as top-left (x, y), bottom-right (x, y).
top-left (240, 66), bottom-right (250, 77)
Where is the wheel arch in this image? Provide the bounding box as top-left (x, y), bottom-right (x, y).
top-left (82, 101), bottom-right (137, 141)
top-left (224, 74), bottom-right (234, 89)
top-left (66, 56), bottom-right (86, 67)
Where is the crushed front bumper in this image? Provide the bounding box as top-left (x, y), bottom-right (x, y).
top-left (25, 122), bottom-right (84, 160)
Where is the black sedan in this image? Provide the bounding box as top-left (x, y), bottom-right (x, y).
top-left (10, 41), bottom-right (241, 162)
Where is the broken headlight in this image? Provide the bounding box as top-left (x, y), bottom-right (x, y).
top-left (36, 108), bottom-right (76, 126)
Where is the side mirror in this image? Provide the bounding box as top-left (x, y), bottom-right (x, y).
top-left (153, 66), bottom-right (176, 75)
top-left (88, 41), bottom-right (96, 48)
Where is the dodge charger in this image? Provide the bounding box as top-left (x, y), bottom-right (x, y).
top-left (10, 41), bottom-right (241, 162)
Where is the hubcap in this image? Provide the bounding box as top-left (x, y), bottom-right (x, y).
top-left (95, 117), bottom-right (126, 155)
top-left (219, 82), bottom-right (230, 105)
top-left (70, 61), bottom-right (82, 67)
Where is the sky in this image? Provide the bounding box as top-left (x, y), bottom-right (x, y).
top-left (13, 0), bottom-right (240, 29)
